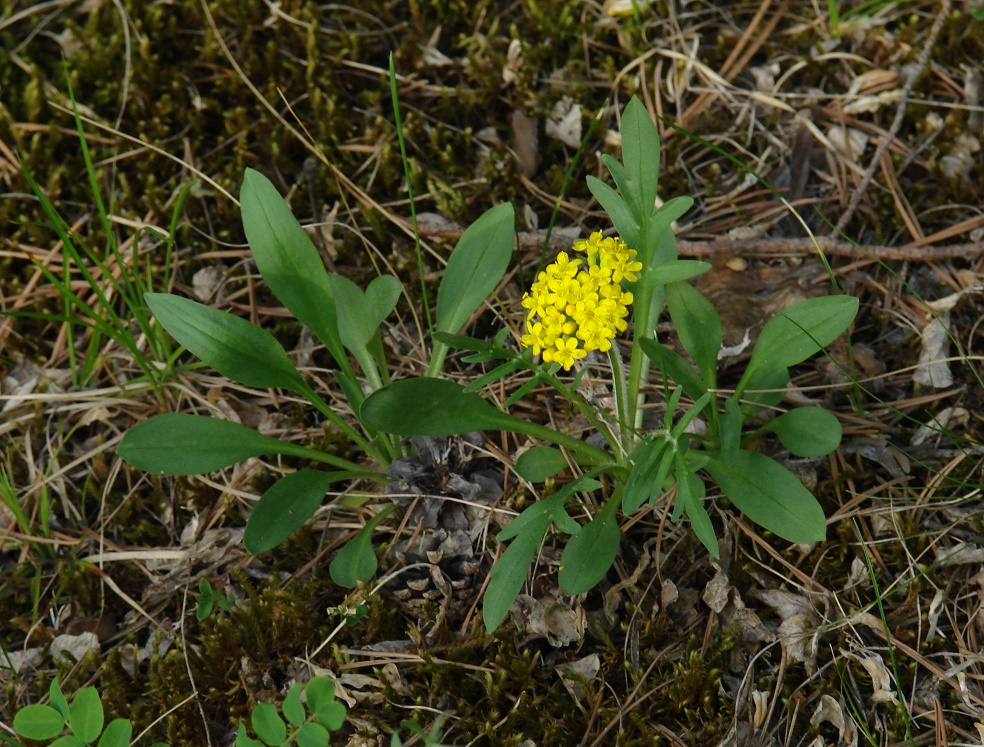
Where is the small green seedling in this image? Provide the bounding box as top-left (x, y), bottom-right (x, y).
top-left (235, 676), bottom-right (347, 747)
top-left (196, 578), bottom-right (237, 621)
top-left (12, 675), bottom-right (168, 747)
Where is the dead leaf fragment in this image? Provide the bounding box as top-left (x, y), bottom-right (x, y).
top-left (545, 96), bottom-right (583, 148)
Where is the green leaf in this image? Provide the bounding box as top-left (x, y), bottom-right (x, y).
top-left (705, 450), bottom-right (826, 543)
top-left (145, 293), bottom-right (305, 391)
top-left (645, 259), bottom-right (710, 287)
top-left (250, 702), bottom-right (286, 746)
top-left (236, 721), bottom-right (264, 747)
top-left (675, 466), bottom-right (718, 558)
top-left (68, 687), bottom-right (103, 743)
top-left (514, 446), bottom-right (568, 482)
top-left (666, 280), bottom-right (721, 387)
top-left (743, 295), bottom-right (859, 379)
top-left (639, 338), bottom-right (707, 402)
top-left (361, 377), bottom-right (518, 436)
top-left (620, 96), bottom-right (661, 213)
top-left (97, 719), bottom-right (133, 747)
top-left (586, 176), bottom-right (640, 245)
top-left (50, 675), bottom-right (70, 721)
top-left (14, 704), bottom-right (66, 740)
top-left (558, 509), bottom-right (620, 594)
top-left (484, 512), bottom-right (552, 632)
top-left (740, 367), bottom-right (789, 416)
top-left (119, 414), bottom-right (325, 476)
top-left (282, 684), bottom-right (305, 727)
top-left (241, 168), bottom-right (350, 374)
top-left (623, 437), bottom-right (670, 514)
top-left (329, 505), bottom-right (396, 588)
top-left (718, 396), bottom-right (742, 464)
top-left (49, 736), bottom-right (85, 747)
top-left (245, 470), bottom-right (342, 554)
top-left (430, 202), bottom-right (513, 373)
top-left (601, 154), bottom-right (641, 217)
top-left (312, 701), bottom-right (347, 732)
top-left (295, 722), bottom-right (331, 747)
top-left (768, 407), bottom-right (843, 457)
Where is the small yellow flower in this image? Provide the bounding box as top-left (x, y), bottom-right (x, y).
top-left (520, 230), bottom-right (638, 370)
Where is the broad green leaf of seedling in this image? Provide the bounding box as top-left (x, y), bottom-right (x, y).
top-left (145, 293), bottom-right (306, 392)
top-left (68, 687), bottom-right (102, 743)
top-left (705, 450), bottom-right (827, 543)
top-left (250, 702), bottom-right (286, 746)
top-left (329, 504), bottom-right (397, 588)
top-left (98, 719), bottom-right (133, 747)
top-left (13, 705), bottom-right (65, 740)
top-left (241, 168), bottom-right (354, 382)
top-left (429, 202), bottom-right (515, 375)
top-left (305, 677), bottom-right (346, 731)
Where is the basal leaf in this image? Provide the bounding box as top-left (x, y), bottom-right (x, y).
top-left (740, 367), bottom-right (789, 416)
top-left (365, 274), bottom-right (403, 331)
top-left (360, 377), bottom-right (519, 436)
top-left (514, 445), bottom-right (568, 482)
top-left (244, 470), bottom-right (340, 554)
top-left (744, 295), bottom-right (859, 379)
top-left (768, 407), bottom-right (843, 457)
top-left (675, 465), bottom-right (718, 558)
top-left (146, 293), bottom-right (305, 391)
top-left (666, 280), bottom-right (721, 387)
top-left (119, 414), bottom-right (324, 475)
top-left (558, 508), bottom-right (620, 594)
top-left (241, 169), bottom-right (349, 373)
top-left (434, 202), bottom-right (514, 342)
top-left (484, 512), bottom-right (552, 632)
top-left (705, 450), bottom-right (826, 543)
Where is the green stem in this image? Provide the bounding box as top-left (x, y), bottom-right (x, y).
top-left (297, 382), bottom-right (390, 466)
top-left (607, 344), bottom-right (631, 455)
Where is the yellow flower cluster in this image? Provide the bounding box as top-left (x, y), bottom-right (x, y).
top-left (520, 232), bottom-right (641, 370)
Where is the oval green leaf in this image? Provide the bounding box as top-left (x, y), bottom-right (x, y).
top-left (250, 702), bottom-right (286, 746)
top-left (769, 407), bottom-right (843, 457)
top-left (514, 446), bottom-right (568, 482)
top-left (68, 687), bottom-right (103, 743)
top-left (360, 377), bottom-right (516, 436)
top-left (282, 684), bottom-right (305, 727)
top-left (305, 677), bottom-right (337, 715)
top-left (329, 505), bottom-right (396, 588)
top-left (146, 292), bottom-right (305, 391)
top-left (296, 721), bottom-right (332, 747)
top-left (14, 704), bottom-right (65, 740)
top-left (244, 470), bottom-right (340, 554)
top-left (705, 450), bottom-right (826, 543)
top-left (97, 718), bottom-right (133, 747)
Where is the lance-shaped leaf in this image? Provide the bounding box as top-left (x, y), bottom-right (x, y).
top-left (666, 280), bottom-right (722, 387)
top-left (705, 450), bottom-right (827, 544)
top-left (240, 168), bottom-right (351, 375)
top-left (145, 293), bottom-right (305, 391)
top-left (118, 414), bottom-right (353, 475)
top-left (484, 511), bottom-right (552, 632)
top-left (558, 507), bottom-right (620, 594)
top-left (742, 295), bottom-right (859, 385)
top-left (429, 202), bottom-right (514, 374)
top-left (620, 96), bottom-right (661, 214)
